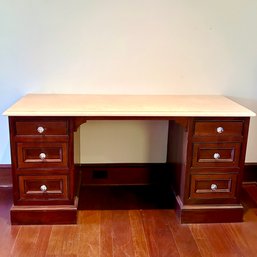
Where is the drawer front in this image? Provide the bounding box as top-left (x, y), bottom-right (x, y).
top-left (192, 143), bottom-right (241, 168)
top-left (190, 174), bottom-right (237, 199)
top-left (194, 121), bottom-right (243, 137)
top-left (17, 142), bottom-right (68, 168)
top-left (18, 175), bottom-right (68, 200)
top-left (15, 121), bottom-right (68, 135)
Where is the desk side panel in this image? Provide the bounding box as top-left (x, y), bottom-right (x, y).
top-left (166, 119), bottom-right (190, 203)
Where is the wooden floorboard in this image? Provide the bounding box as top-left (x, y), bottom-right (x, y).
top-left (0, 185), bottom-right (257, 257)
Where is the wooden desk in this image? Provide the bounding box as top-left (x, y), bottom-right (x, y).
top-left (3, 94), bottom-right (255, 224)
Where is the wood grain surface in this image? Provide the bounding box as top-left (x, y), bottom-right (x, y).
top-left (0, 184), bottom-right (257, 257)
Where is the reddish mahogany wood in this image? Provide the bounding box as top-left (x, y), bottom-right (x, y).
top-left (193, 120), bottom-right (244, 137)
top-left (192, 142), bottom-right (241, 168)
top-left (15, 120), bottom-right (68, 135)
top-left (7, 115), bottom-right (251, 224)
top-left (189, 173), bottom-right (238, 202)
top-left (18, 174), bottom-right (69, 201)
top-left (16, 142), bottom-right (68, 168)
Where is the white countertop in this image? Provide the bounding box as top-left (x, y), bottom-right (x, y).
top-left (3, 94), bottom-right (256, 117)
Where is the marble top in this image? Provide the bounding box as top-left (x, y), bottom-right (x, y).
top-left (3, 94), bottom-right (256, 117)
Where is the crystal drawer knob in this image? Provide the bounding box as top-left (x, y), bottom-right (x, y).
top-left (39, 152), bottom-right (46, 160)
top-left (37, 126), bottom-right (45, 134)
top-left (211, 184), bottom-right (218, 191)
top-left (213, 153), bottom-right (220, 159)
top-left (40, 185), bottom-right (47, 192)
top-left (216, 127), bottom-right (224, 134)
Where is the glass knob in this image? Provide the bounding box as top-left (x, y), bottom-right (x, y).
top-left (39, 152), bottom-right (46, 160)
top-left (40, 185), bottom-right (47, 192)
top-left (213, 153), bottom-right (220, 159)
top-left (216, 127), bottom-right (224, 134)
top-left (37, 126), bottom-right (45, 134)
top-left (211, 184), bottom-right (218, 191)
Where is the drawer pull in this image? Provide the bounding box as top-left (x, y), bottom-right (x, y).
top-left (216, 126), bottom-right (224, 134)
top-left (211, 183), bottom-right (218, 191)
top-left (37, 126), bottom-right (45, 134)
top-left (40, 184), bottom-right (47, 192)
top-left (39, 152), bottom-right (46, 160)
top-left (213, 153), bottom-right (220, 159)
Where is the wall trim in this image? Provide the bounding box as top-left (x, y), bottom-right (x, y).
top-left (78, 163), bottom-right (169, 186)
top-left (243, 163), bottom-right (257, 183)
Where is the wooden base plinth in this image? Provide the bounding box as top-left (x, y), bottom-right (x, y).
top-left (11, 198), bottom-right (78, 225)
top-left (176, 196), bottom-right (244, 224)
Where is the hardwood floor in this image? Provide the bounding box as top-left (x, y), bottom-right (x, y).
top-left (0, 185), bottom-right (257, 257)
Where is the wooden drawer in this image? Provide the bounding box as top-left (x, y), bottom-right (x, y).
top-left (18, 175), bottom-right (68, 200)
top-left (190, 173), bottom-right (237, 199)
top-left (192, 142), bottom-right (241, 168)
top-left (17, 142), bottom-right (68, 168)
top-left (15, 121), bottom-right (68, 135)
top-left (194, 121), bottom-right (243, 137)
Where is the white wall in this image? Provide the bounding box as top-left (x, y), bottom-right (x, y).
top-left (1, 0), bottom-right (257, 163)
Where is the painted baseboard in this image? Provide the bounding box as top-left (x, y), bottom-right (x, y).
top-left (243, 163), bottom-right (257, 183)
top-left (78, 163), bottom-right (169, 186)
top-left (1, 163), bottom-right (257, 188)
top-left (0, 164), bottom-right (12, 188)
top-left (79, 163), bottom-right (257, 186)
